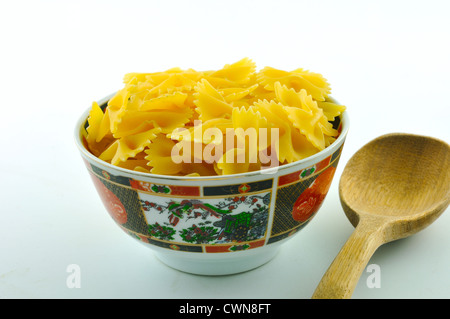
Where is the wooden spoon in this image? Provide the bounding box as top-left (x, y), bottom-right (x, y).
top-left (312, 133), bottom-right (450, 299)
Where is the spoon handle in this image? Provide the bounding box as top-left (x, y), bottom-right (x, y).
top-left (311, 218), bottom-right (386, 299)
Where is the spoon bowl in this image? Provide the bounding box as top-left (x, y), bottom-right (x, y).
top-left (312, 133), bottom-right (450, 299)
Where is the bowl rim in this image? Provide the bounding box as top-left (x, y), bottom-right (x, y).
top-left (74, 93), bottom-right (349, 181)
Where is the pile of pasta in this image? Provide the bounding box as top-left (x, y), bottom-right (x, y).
top-left (85, 58), bottom-right (345, 176)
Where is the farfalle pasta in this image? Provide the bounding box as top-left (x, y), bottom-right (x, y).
top-left (84, 58), bottom-right (346, 176)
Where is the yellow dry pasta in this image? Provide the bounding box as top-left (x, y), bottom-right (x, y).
top-left (257, 66), bottom-right (331, 101)
top-left (84, 58), bottom-right (345, 176)
top-left (252, 99), bottom-right (319, 163)
top-left (86, 101), bottom-right (104, 147)
top-left (144, 135), bottom-right (184, 175)
top-left (203, 57), bottom-right (256, 88)
top-left (194, 79), bottom-right (234, 121)
top-left (274, 82), bottom-right (338, 150)
top-left (99, 128), bottom-right (159, 166)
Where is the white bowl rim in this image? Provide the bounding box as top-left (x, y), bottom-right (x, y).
top-left (74, 93), bottom-right (349, 181)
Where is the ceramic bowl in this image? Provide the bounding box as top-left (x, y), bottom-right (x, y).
top-left (74, 94), bottom-right (349, 275)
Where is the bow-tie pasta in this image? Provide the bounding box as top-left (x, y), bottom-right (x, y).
top-left (84, 58), bottom-right (346, 176)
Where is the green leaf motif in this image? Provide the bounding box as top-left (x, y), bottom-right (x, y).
top-left (179, 225), bottom-right (218, 244)
top-left (148, 223), bottom-right (175, 241)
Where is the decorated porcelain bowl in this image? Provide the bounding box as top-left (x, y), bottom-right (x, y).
top-left (75, 94), bottom-right (349, 275)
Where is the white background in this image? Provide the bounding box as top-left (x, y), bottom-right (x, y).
top-left (0, 0), bottom-right (449, 299)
